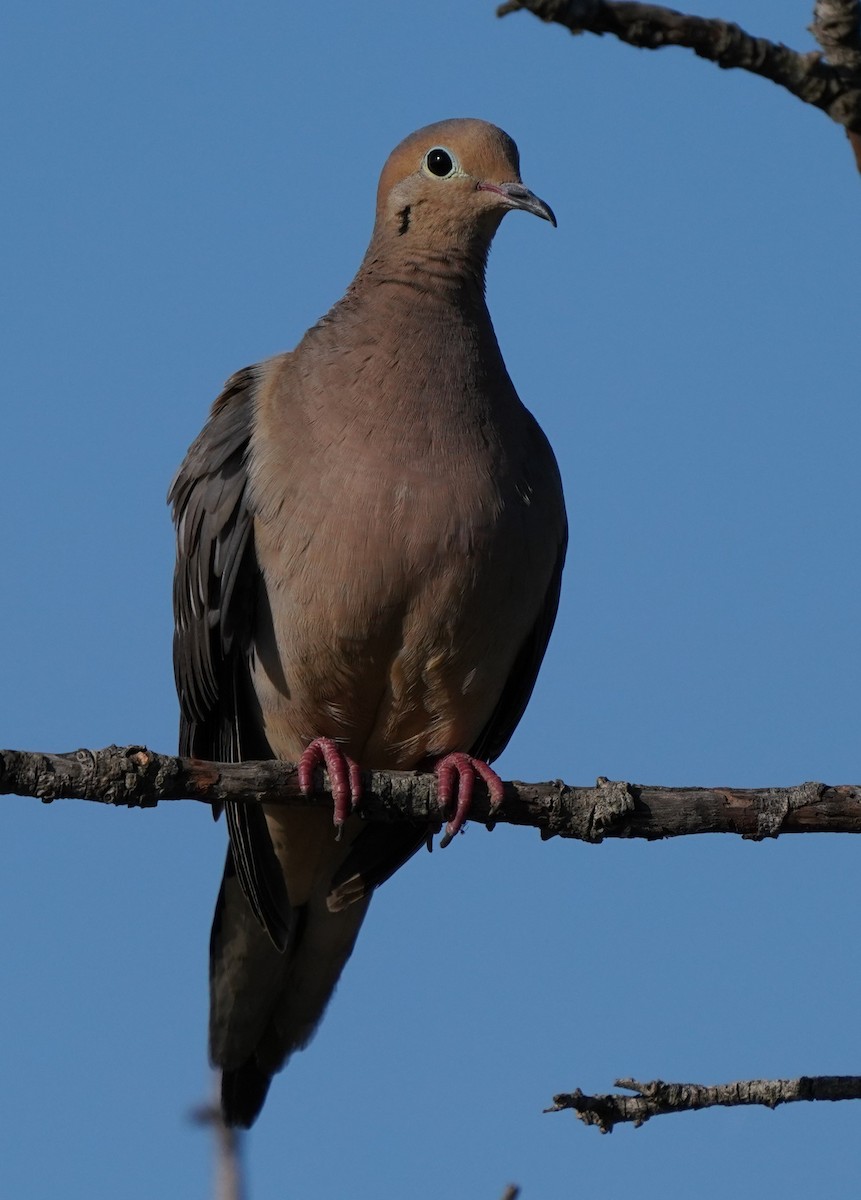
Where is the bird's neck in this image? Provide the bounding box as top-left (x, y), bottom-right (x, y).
top-left (296, 234), bottom-right (516, 438)
top-left (349, 229), bottom-right (492, 312)
top-left (304, 237), bottom-right (498, 375)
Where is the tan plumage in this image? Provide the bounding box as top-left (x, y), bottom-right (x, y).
top-left (170, 118), bottom-right (566, 1127)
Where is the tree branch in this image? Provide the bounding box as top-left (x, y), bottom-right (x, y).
top-left (812, 0), bottom-right (861, 70)
top-left (548, 1075), bottom-right (861, 1133)
top-left (496, 0), bottom-right (861, 133)
top-left (812, 0), bottom-right (861, 166)
top-left (2, 744), bottom-right (861, 841)
top-left (191, 1084), bottom-right (246, 1200)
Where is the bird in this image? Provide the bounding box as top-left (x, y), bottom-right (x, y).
top-left (169, 118), bottom-right (567, 1128)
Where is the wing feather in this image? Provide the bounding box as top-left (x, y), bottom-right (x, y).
top-left (471, 533), bottom-right (567, 764)
top-left (169, 366), bottom-right (291, 949)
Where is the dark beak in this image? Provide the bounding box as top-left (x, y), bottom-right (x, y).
top-left (478, 180), bottom-right (557, 227)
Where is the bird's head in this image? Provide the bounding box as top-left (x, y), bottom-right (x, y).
top-left (373, 118), bottom-right (555, 251)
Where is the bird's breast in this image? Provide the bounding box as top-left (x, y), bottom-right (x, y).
top-left (247, 340), bottom-right (562, 769)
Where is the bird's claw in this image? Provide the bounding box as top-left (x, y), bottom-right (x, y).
top-left (298, 737), bottom-right (362, 831)
top-left (434, 753), bottom-right (505, 848)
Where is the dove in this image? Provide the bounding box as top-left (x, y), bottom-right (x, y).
top-left (170, 117), bottom-right (567, 1127)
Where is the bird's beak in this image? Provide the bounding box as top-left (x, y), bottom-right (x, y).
top-left (477, 180), bottom-right (557, 227)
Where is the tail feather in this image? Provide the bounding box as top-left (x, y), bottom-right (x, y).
top-left (209, 816), bottom-right (423, 1126)
top-left (221, 1061), bottom-right (272, 1129)
top-left (210, 852), bottom-right (372, 1127)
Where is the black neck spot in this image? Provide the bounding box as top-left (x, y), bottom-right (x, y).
top-left (397, 205), bottom-right (411, 235)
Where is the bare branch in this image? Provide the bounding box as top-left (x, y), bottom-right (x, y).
top-left (191, 1082), bottom-right (246, 1200)
top-left (812, 1), bottom-right (861, 166)
top-left (2, 744), bottom-right (861, 842)
top-left (496, 1), bottom-right (861, 133)
top-left (548, 1075), bottom-right (861, 1133)
top-left (812, 0), bottom-right (861, 70)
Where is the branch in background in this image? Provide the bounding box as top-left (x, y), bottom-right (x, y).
top-left (496, 1), bottom-right (861, 133)
top-left (191, 1083), bottom-right (246, 1200)
top-left (2, 744), bottom-right (861, 841)
top-left (548, 1075), bottom-right (861, 1133)
top-left (812, 0), bottom-right (861, 167)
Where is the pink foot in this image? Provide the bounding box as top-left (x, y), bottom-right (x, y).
top-left (434, 753), bottom-right (505, 848)
top-left (298, 738), bottom-right (362, 831)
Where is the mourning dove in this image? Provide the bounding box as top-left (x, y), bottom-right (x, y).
top-left (170, 118), bottom-right (567, 1127)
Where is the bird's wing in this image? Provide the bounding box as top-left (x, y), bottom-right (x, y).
top-left (169, 365), bottom-right (292, 949)
top-left (471, 529), bottom-right (568, 765)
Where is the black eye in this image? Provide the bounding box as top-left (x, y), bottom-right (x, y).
top-left (425, 147), bottom-right (454, 178)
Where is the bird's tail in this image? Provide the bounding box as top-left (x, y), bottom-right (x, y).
top-left (209, 849), bottom-right (371, 1127)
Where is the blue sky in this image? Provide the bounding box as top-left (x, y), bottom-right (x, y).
top-left (2, 2), bottom-right (860, 1197)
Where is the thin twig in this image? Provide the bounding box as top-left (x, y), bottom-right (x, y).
top-left (190, 1081), bottom-right (247, 1200)
top-left (2, 744), bottom-right (861, 842)
top-left (496, 0), bottom-right (861, 133)
top-left (548, 1075), bottom-right (861, 1133)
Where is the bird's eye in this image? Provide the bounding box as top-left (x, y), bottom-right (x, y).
top-left (425, 147), bottom-right (455, 178)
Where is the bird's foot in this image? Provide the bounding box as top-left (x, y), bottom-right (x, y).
top-left (434, 753), bottom-right (505, 848)
top-left (298, 737), bottom-right (362, 832)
